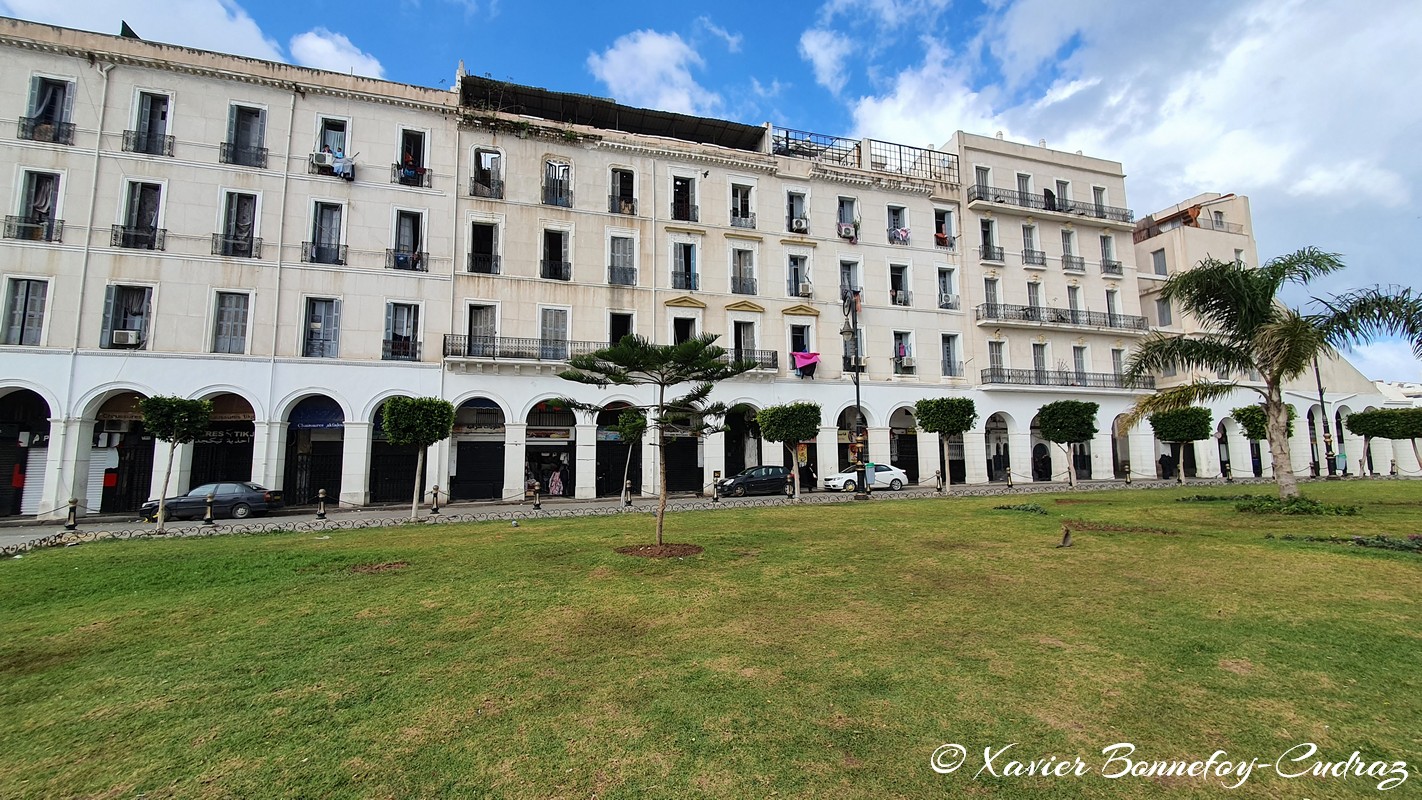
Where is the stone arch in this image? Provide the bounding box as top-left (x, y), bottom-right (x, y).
top-left (274, 389), bottom-right (354, 426)
top-left (0, 387), bottom-right (55, 517)
top-left (983, 411), bottom-right (1016, 482)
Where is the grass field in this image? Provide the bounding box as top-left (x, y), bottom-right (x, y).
top-left (1, 482), bottom-right (1419, 798)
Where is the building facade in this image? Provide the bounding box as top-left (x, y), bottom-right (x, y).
top-left (0, 19), bottom-right (1409, 519)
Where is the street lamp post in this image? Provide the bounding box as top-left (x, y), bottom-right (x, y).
top-left (840, 290), bottom-right (868, 500)
top-left (1313, 357), bottom-right (1338, 479)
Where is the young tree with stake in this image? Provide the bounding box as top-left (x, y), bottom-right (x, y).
top-left (756, 402), bottom-right (822, 499)
top-left (139, 396), bottom-right (212, 532)
top-left (379, 396), bottom-right (455, 520)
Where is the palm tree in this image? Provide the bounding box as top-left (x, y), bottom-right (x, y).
top-left (1122, 247), bottom-right (1422, 499)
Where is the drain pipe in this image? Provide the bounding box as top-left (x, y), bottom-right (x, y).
top-left (261, 85), bottom-right (300, 487)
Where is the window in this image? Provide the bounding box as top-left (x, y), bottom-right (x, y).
top-left (469, 222), bottom-right (499, 274)
top-left (1022, 224), bottom-right (1037, 250)
top-left (1032, 342), bottom-right (1048, 376)
top-left (1055, 180), bottom-right (1070, 202)
top-left (1156, 297), bottom-right (1173, 327)
top-left (1213, 209), bottom-right (1225, 227)
top-left (843, 325), bottom-right (864, 371)
top-left (390, 210), bottom-right (425, 271)
top-left (394, 130), bottom-right (428, 187)
top-left (1067, 286), bottom-right (1081, 322)
top-left (21, 76), bottom-right (74, 144)
top-left (3, 279), bottom-right (47, 345)
top-left (1016, 173), bottom-right (1032, 198)
top-left (671, 175), bottom-right (697, 221)
top-left (1073, 345), bottom-right (1087, 378)
top-left (733, 321), bottom-right (757, 360)
top-left (1062, 229), bottom-right (1083, 270)
top-left (223, 104), bottom-right (266, 167)
top-left (1061, 228), bottom-right (1075, 256)
top-left (543, 160), bottom-right (572, 207)
top-left (215, 192), bottom-right (258, 257)
top-left (788, 255), bottom-right (809, 297)
top-left (303, 298), bottom-right (340, 357)
top-left (837, 196), bottom-right (856, 225)
top-left (1105, 289), bottom-right (1120, 325)
top-left (609, 236), bottom-right (635, 285)
top-left (540, 308), bottom-right (569, 359)
top-left (126, 92), bottom-right (171, 156)
top-left (937, 268), bottom-right (958, 309)
top-left (101, 285), bottom-right (152, 349)
top-left (116, 182), bottom-right (163, 250)
top-left (983, 277), bottom-right (1000, 308)
top-left (611, 169), bottom-right (635, 214)
top-left (468, 305), bottom-right (496, 355)
top-left (1093, 186), bottom-right (1106, 214)
top-left (790, 324), bottom-right (810, 354)
top-left (8, 171), bottom-right (61, 242)
top-left (1100, 234), bottom-right (1115, 262)
top-left (934, 209), bottom-right (953, 248)
top-left (307, 202), bottom-right (344, 265)
top-left (609, 312), bottom-right (633, 345)
top-left (974, 165), bottom-right (990, 190)
top-left (839, 260), bottom-right (859, 294)
top-left (317, 118), bottom-right (348, 154)
top-left (542, 229), bottom-right (571, 280)
top-left (941, 334), bottom-right (960, 376)
top-left (673, 317), bottom-right (696, 345)
top-left (1026, 281), bottom-right (1042, 319)
top-left (672, 243), bottom-right (697, 290)
top-left (892, 331), bottom-right (914, 374)
top-left (988, 340), bottom-right (1004, 370)
top-left (1112, 348), bottom-right (1125, 376)
top-left (731, 249), bottom-right (756, 294)
top-left (1234, 248), bottom-right (1245, 265)
top-left (1152, 248), bottom-right (1168, 276)
top-left (786, 191), bottom-right (807, 232)
top-left (1022, 224), bottom-right (1042, 265)
top-left (889, 264), bottom-right (910, 306)
top-left (887, 205), bottom-right (908, 244)
top-left (211, 292), bottom-right (249, 354)
top-left (472, 149), bottom-right (503, 198)
top-left (384, 302), bottom-right (420, 360)
top-left (980, 219), bottom-right (1001, 260)
top-left (731, 183), bottom-right (754, 227)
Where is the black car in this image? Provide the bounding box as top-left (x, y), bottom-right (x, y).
top-left (140, 482), bottom-right (284, 521)
top-left (717, 465), bottom-right (793, 497)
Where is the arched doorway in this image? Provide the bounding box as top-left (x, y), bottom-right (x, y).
top-left (889, 407), bottom-right (918, 484)
top-left (1216, 420), bottom-right (1232, 478)
top-left (451, 397), bottom-right (505, 501)
top-left (93, 391), bottom-right (153, 513)
top-left (723, 403), bottom-right (761, 476)
top-left (837, 407), bottom-right (867, 471)
top-left (596, 403), bottom-right (642, 497)
top-left (527, 400), bottom-right (576, 497)
top-left (1111, 414), bottom-right (1130, 479)
top-left (1028, 415), bottom-right (1052, 481)
top-left (0, 389), bottom-right (52, 516)
top-left (190, 393), bottom-right (256, 487)
top-left (984, 412), bottom-right (1011, 482)
top-left (284, 395), bottom-right (344, 505)
top-left (1334, 406), bottom-right (1353, 476)
top-left (1306, 406), bottom-right (1322, 477)
top-left (370, 398), bottom-right (421, 504)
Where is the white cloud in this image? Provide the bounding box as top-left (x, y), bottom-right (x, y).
top-left (1338, 340), bottom-right (1422, 383)
top-left (289, 28), bottom-right (384, 79)
top-left (799, 28), bottom-right (854, 94)
top-left (751, 77), bottom-right (787, 99)
top-left (587, 30), bottom-right (720, 115)
top-left (697, 16), bottom-right (742, 53)
top-left (818, 0), bottom-right (954, 29)
top-left (0, 0), bottom-right (283, 61)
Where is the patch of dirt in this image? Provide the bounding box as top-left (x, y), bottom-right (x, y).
top-left (1219, 658), bottom-right (1254, 675)
top-left (350, 561), bottom-right (408, 574)
top-left (614, 543), bottom-right (704, 558)
top-left (1064, 519), bottom-right (1178, 535)
top-left (1053, 498), bottom-right (1092, 505)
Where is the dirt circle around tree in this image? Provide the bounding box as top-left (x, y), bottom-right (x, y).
top-left (614, 543), bottom-right (704, 558)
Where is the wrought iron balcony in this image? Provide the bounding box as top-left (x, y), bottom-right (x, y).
top-left (302, 242), bottom-right (347, 266)
top-left (470, 176), bottom-right (504, 199)
top-left (608, 265), bottom-right (637, 286)
top-left (542, 184), bottom-right (573, 208)
top-left (672, 271), bottom-right (699, 291)
top-left (382, 338), bottom-right (422, 361)
top-left (890, 289), bottom-right (912, 306)
top-left (934, 233), bottom-right (956, 251)
top-left (1199, 217), bottom-right (1244, 234)
top-left (728, 349), bottom-right (778, 370)
top-left (979, 244), bottom-right (1005, 261)
top-left (937, 293), bottom-right (960, 310)
top-left (4, 215), bottom-right (62, 242)
top-left (967, 185), bottom-right (1134, 223)
top-left (609, 195), bottom-right (637, 215)
top-left (1022, 248), bottom-right (1046, 266)
top-left (671, 201), bottom-right (699, 222)
top-left (868, 138), bottom-right (960, 183)
top-left (975, 303), bottom-right (1150, 332)
top-left (731, 211), bottom-right (756, 229)
top-left (219, 142), bottom-right (267, 168)
top-left (123, 130), bottom-right (174, 156)
top-left (442, 335), bottom-right (606, 361)
top-left (386, 249), bottom-right (428, 272)
top-left (211, 233), bottom-right (261, 258)
top-left (731, 275), bottom-right (757, 295)
top-left (391, 163), bottom-right (431, 188)
top-left (980, 367), bottom-right (1154, 390)
top-left (111, 225), bottom-right (166, 251)
top-left (468, 253), bottom-right (501, 274)
top-left (1101, 259), bottom-right (1123, 276)
top-left (942, 359), bottom-right (965, 377)
top-left (18, 116), bottom-right (74, 145)
top-left (1063, 255), bottom-right (1086, 272)
top-left (540, 260), bottom-right (572, 281)
top-left (887, 227), bottom-right (911, 246)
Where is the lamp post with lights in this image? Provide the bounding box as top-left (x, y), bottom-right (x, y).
top-left (840, 289), bottom-right (869, 499)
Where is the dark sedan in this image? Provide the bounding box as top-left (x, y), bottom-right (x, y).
top-left (716, 465), bottom-right (793, 497)
top-left (140, 482), bottom-right (284, 521)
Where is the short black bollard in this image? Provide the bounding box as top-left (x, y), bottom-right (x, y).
top-left (1123, 460), bottom-right (1132, 485)
top-left (1006, 469), bottom-right (1014, 489)
top-left (430, 485), bottom-right (441, 515)
top-left (316, 488), bottom-right (327, 520)
top-left (1223, 462), bottom-right (1233, 483)
top-left (785, 474), bottom-right (794, 498)
top-left (1390, 459), bottom-right (1398, 477)
top-left (934, 469), bottom-right (944, 493)
top-left (64, 498), bottom-right (78, 531)
top-left (533, 488), bottom-right (541, 511)
top-left (623, 480), bottom-right (632, 507)
top-left (203, 493), bottom-right (216, 526)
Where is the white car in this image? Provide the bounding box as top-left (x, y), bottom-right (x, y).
top-left (823, 463), bottom-right (909, 492)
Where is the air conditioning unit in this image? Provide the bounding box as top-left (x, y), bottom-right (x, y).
top-left (791, 217), bottom-right (808, 233)
top-left (836, 223), bottom-right (856, 239)
top-left (899, 356), bottom-right (916, 368)
top-left (797, 282), bottom-right (813, 297)
top-left (111, 330), bottom-right (141, 346)
top-left (311, 151), bottom-right (335, 168)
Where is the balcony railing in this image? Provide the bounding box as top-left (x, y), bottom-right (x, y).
top-left (468, 253), bottom-right (501, 274)
top-left (1022, 248), bottom-right (1046, 266)
top-left (979, 244), bottom-right (1005, 261)
top-left (867, 139), bottom-right (960, 184)
top-left (609, 195), bottom-right (637, 215)
top-left (542, 184), bottom-right (573, 208)
top-left (934, 233), bottom-right (956, 251)
top-left (1101, 259), bottom-right (1123, 276)
top-left (731, 275), bottom-right (757, 295)
top-left (728, 349), bottom-right (778, 370)
top-left (302, 242), bottom-right (347, 266)
top-left (17, 117), bottom-right (75, 145)
top-left (211, 233), bottom-right (261, 258)
top-left (975, 303), bottom-right (1150, 331)
top-left (887, 227), bottom-right (911, 245)
top-left (386, 249), bottom-right (428, 272)
top-left (967, 185), bottom-right (1134, 223)
top-left (890, 289), bottom-right (912, 306)
top-left (771, 126), bottom-right (861, 164)
top-left (470, 176), bottom-right (504, 199)
top-left (730, 211), bottom-right (756, 229)
top-left (937, 293), bottom-right (960, 310)
top-left (672, 272), bottom-right (699, 291)
top-left (382, 339), bottom-right (422, 361)
top-left (391, 163), bottom-right (432, 188)
top-left (123, 130), bottom-right (174, 156)
top-left (1199, 217), bottom-right (1244, 234)
top-left (219, 142), bottom-right (267, 168)
top-left (942, 359), bottom-right (964, 377)
top-left (671, 202), bottom-right (699, 222)
top-left (1063, 255), bottom-right (1086, 272)
top-left (608, 265), bottom-right (637, 286)
top-left (3, 215), bottom-right (62, 243)
top-left (980, 367), bottom-right (1154, 390)
top-left (540, 260), bottom-right (572, 281)
top-left (111, 225), bottom-right (166, 251)
top-left (443, 335), bottom-right (606, 361)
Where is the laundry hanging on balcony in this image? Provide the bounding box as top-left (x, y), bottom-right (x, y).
top-left (792, 351), bottom-right (820, 379)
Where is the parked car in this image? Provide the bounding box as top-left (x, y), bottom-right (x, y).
top-left (140, 482), bottom-right (284, 521)
top-left (717, 465), bottom-right (793, 497)
top-left (823, 463), bottom-right (908, 492)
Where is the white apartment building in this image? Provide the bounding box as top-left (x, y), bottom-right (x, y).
top-left (0, 20), bottom-right (1402, 520)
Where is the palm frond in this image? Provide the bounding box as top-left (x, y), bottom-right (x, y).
top-left (1123, 332), bottom-right (1256, 383)
top-left (1158, 258), bottom-right (1281, 337)
top-left (1252, 312), bottom-right (1329, 382)
top-left (1260, 246), bottom-right (1345, 289)
top-left (1310, 285), bottom-right (1422, 359)
top-left (1120, 380), bottom-right (1242, 430)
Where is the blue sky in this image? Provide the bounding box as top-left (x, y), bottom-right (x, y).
top-left (4, 0), bottom-right (1421, 383)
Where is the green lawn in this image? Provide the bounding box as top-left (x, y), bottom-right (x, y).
top-left (2, 482), bottom-right (1419, 798)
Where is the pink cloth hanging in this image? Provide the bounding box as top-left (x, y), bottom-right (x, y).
top-left (792, 352), bottom-right (820, 368)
